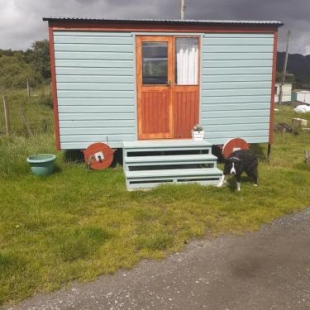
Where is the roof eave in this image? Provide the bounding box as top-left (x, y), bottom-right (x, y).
top-left (42, 17), bottom-right (284, 28)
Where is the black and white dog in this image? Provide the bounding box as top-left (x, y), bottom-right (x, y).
top-left (217, 149), bottom-right (258, 191)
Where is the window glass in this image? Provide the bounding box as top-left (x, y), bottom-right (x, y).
top-left (175, 38), bottom-right (199, 85)
top-left (142, 42), bottom-right (168, 85)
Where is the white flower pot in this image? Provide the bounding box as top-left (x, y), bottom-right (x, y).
top-left (192, 130), bottom-right (204, 141)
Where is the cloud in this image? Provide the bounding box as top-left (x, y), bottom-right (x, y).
top-left (0, 0), bottom-right (308, 55)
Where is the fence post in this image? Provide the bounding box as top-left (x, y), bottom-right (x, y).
top-left (3, 95), bottom-right (10, 136)
top-left (19, 105), bottom-right (34, 137)
top-left (27, 79), bottom-right (31, 97)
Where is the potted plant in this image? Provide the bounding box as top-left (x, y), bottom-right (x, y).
top-left (192, 124), bottom-right (204, 141)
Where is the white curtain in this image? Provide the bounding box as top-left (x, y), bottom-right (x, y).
top-left (176, 38), bottom-right (198, 85)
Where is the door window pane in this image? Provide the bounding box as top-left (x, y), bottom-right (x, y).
top-left (142, 42), bottom-right (168, 85)
top-left (175, 38), bottom-right (199, 85)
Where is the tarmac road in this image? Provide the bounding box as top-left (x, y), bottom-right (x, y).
top-left (4, 207), bottom-right (310, 310)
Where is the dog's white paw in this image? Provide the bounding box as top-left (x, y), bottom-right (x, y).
top-left (217, 181), bottom-right (227, 187)
top-left (253, 184), bottom-right (258, 187)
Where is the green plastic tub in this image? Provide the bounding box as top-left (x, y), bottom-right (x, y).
top-left (27, 154), bottom-right (56, 176)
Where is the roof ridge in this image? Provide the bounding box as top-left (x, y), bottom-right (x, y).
top-left (42, 17), bottom-right (283, 27)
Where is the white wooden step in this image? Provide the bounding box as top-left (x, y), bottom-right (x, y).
top-left (124, 154), bottom-right (217, 165)
top-left (125, 168), bottom-right (222, 190)
top-left (125, 167), bottom-right (222, 179)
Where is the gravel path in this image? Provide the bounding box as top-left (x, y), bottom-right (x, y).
top-left (4, 207), bottom-right (310, 310)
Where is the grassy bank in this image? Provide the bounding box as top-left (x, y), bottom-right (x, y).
top-left (0, 98), bottom-right (309, 305)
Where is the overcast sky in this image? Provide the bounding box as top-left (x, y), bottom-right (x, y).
top-left (0, 0), bottom-right (308, 55)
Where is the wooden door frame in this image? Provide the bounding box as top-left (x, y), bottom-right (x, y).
top-left (136, 36), bottom-right (174, 139)
top-left (136, 35), bottom-right (200, 140)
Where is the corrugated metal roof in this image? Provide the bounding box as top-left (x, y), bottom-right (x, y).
top-left (42, 17), bottom-right (283, 27)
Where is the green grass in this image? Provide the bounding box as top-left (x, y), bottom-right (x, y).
top-left (0, 97), bottom-right (310, 306)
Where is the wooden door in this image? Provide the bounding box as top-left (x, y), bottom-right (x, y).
top-left (136, 36), bottom-right (199, 140)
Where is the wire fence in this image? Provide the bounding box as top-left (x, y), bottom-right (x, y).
top-left (1, 85), bottom-right (54, 137)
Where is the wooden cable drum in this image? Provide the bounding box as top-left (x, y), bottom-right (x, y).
top-left (222, 138), bottom-right (249, 159)
top-left (83, 143), bottom-right (115, 170)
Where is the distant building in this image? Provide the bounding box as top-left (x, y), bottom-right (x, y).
top-left (292, 90), bottom-right (310, 104)
top-left (274, 83), bottom-right (292, 103)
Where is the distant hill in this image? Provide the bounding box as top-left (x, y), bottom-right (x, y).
top-left (277, 52), bottom-right (310, 86)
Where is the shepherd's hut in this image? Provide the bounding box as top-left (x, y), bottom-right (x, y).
top-left (43, 17), bottom-right (283, 189)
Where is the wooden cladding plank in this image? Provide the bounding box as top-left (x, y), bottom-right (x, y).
top-left (54, 36), bottom-right (133, 45)
top-left (55, 59), bottom-right (134, 68)
top-left (202, 116), bottom-right (270, 126)
top-left (203, 123), bottom-right (269, 132)
top-left (204, 67), bottom-right (272, 75)
top-left (202, 59), bottom-right (272, 68)
top-left (59, 141), bottom-right (124, 149)
top-left (202, 109), bottom-right (269, 118)
top-left (58, 105), bottom-right (134, 113)
top-left (54, 31), bottom-right (131, 37)
top-left (202, 102), bottom-right (271, 112)
top-left (203, 52), bottom-right (273, 61)
top-left (58, 98), bottom-right (134, 106)
top-left (202, 81), bottom-right (272, 90)
top-left (204, 130), bottom-right (269, 139)
top-left (202, 89), bottom-right (271, 97)
top-left (57, 83), bottom-right (134, 91)
top-left (203, 33), bottom-right (274, 39)
top-left (205, 136), bottom-right (270, 145)
top-left (202, 75), bottom-right (272, 83)
top-left (59, 113), bottom-right (134, 121)
top-left (59, 120), bottom-right (135, 128)
top-left (140, 92), bottom-right (170, 135)
top-left (55, 51), bottom-right (133, 60)
top-left (201, 95), bottom-right (271, 104)
top-left (56, 75), bottom-right (134, 83)
top-left (60, 127), bottom-right (135, 135)
top-left (54, 44), bottom-right (134, 53)
top-left (202, 37), bottom-right (273, 46)
top-left (56, 67), bottom-right (134, 76)
top-left (57, 90), bottom-right (134, 98)
top-left (203, 45), bottom-right (273, 53)
top-left (60, 134), bottom-right (136, 143)
top-left (174, 90), bottom-right (199, 138)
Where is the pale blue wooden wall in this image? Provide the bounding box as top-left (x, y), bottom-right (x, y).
top-left (53, 31), bottom-right (275, 149)
top-left (201, 33), bottom-right (274, 144)
top-left (54, 31), bottom-right (136, 149)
